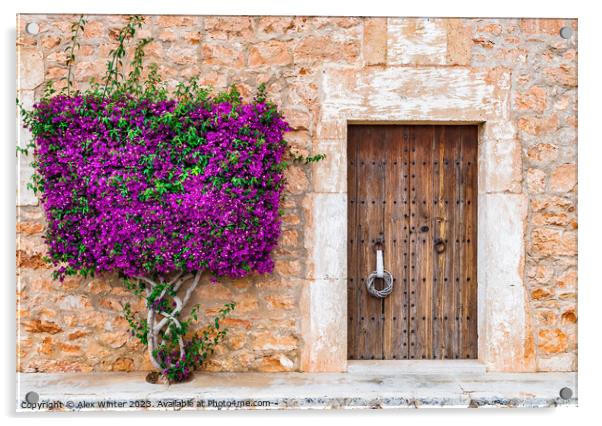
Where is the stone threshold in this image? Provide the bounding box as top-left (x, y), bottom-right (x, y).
top-left (16, 371), bottom-right (577, 411)
top-left (347, 360), bottom-right (487, 375)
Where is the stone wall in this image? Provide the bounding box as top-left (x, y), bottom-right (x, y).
top-left (17, 15), bottom-right (577, 373)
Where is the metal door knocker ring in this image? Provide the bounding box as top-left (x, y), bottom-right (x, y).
top-left (435, 239), bottom-right (446, 254)
top-left (366, 238), bottom-right (394, 298)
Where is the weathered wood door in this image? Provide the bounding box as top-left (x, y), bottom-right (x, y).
top-left (347, 125), bottom-right (478, 360)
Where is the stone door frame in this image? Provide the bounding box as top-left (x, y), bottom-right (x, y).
top-left (299, 66), bottom-right (535, 373)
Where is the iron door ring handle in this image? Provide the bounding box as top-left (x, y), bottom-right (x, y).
top-left (435, 239), bottom-right (446, 253)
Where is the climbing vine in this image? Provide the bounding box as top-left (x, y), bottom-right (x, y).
top-left (18, 15), bottom-right (322, 382)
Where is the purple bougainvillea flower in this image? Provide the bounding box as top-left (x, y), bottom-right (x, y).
top-left (28, 92), bottom-right (290, 280)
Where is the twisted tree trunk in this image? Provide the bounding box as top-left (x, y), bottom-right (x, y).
top-left (135, 271), bottom-right (202, 370)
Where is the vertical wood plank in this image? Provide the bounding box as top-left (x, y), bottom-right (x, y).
top-left (446, 126), bottom-right (462, 359)
top-left (347, 126), bottom-right (359, 360)
top-left (409, 126), bottom-right (434, 359)
top-left (401, 126), bottom-right (411, 360)
top-left (443, 126), bottom-right (460, 359)
top-left (461, 126), bottom-right (479, 359)
top-left (356, 126), bottom-right (371, 359)
top-left (383, 126), bottom-right (408, 359)
top-left (357, 126), bottom-right (386, 360)
top-left (431, 126), bottom-right (445, 359)
top-left (407, 126), bottom-right (418, 359)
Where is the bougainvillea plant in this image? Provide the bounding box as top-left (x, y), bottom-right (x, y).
top-left (18, 15), bottom-right (323, 383)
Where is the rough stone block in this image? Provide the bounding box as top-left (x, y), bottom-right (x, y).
top-left (515, 86), bottom-right (547, 113)
top-left (363, 18), bottom-right (387, 65)
top-left (17, 90), bottom-right (37, 206)
top-left (530, 228), bottom-right (577, 257)
top-left (526, 168), bottom-right (546, 194)
top-left (299, 278), bottom-right (347, 372)
top-left (17, 47), bottom-right (44, 90)
top-left (310, 140), bottom-right (346, 193)
top-left (249, 40), bottom-right (292, 67)
top-left (446, 18), bottom-right (472, 65)
top-left (537, 353), bottom-right (577, 372)
top-left (480, 138), bottom-right (522, 193)
top-left (549, 163), bottom-right (577, 193)
top-left (201, 43), bottom-right (244, 67)
top-left (518, 114), bottom-right (559, 136)
top-left (478, 193), bottom-right (535, 371)
top-left (519, 18), bottom-right (565, 35)
top-left (303, 193), bottom-right (347, 280)
top-left (538, 328), bottom-right (568, 354)
top-left (293, 35), bottom-right (360, 64)
top-left (387, 18), bottom-right (447, 65)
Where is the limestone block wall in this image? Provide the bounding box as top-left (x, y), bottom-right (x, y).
top-left (16, 15), bottom-right (577, 373)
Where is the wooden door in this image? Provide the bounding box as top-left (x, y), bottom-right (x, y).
top-left (347, 125), bottom-right (478, 360)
